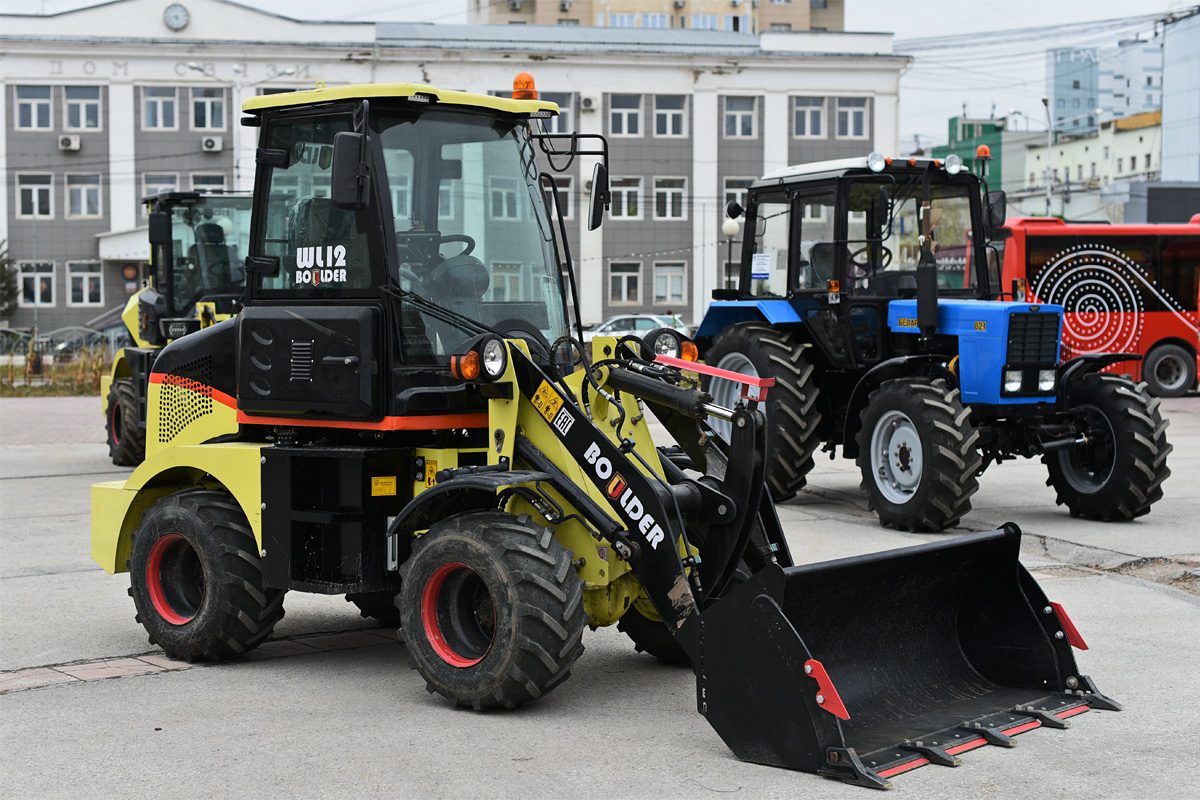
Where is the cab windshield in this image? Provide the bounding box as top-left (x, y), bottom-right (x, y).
top-left (163, 196), bottom-right (252, 315)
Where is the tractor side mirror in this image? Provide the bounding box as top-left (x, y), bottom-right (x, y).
top-left (985, 190), bottom-right (1007, 230)
top-left (726, 199), bottom-right (743, 220)
top-left (876, 186), bottom-right (891, 238)
top-left (588, 161), bottom-right (610, 231)
top-left (148, 211), bottom-right (171, 245)
top-left (331, 131), bottom-right (369, 210)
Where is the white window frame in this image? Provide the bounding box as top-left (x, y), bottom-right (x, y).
top-left (724, 177), bottom-right (754, 209)
top-left (438, 177), bottom-right (458, 221)
top-left (67, 261), bottom-right (104, 307)
top-left (836, 98), bottom-right (869, 140)
top-left (609, 177), bottom-right (642, 220)
top-left (541, 92), bottom-right (574, 135)
top-left (642, 13), bottom-right (670, 28)
top-left (653, 261), bottom-right (687, 306)
top-left (487, 262), bottom-right (524, 303)
top-left (141, 172), bottom-right (179, 215)
top-left (543, 175), bottom-right (574, 221)
top-left (190, 173), bottom-right (228, 192)
top-left (391, 174), bottom-right (412, 221)
top-left (18, 261), bottom-right (56, 308)
top-left (16, 86), bottom-right (53, 131)
top-left (66, 174), bottom-right (103, 219)
top-left (653, 177), bottom-right (687, 221)
top-left (64, 86), bottom-right (102, 132)
top-left (488, 176), bottom-right (522, 221)
top-left (793, 97), bottom-right (824, 139)
top-left (190, 87), bottom-right (227, 131)
top-left (654, 96), bottom-right (687, 138)
top-left (609, 262), bottom-right (641, 306)
top-left (142, 87), bottom-right (178, 131)
top-left (802, 203), bottom-right (827, 222)
top-left (691, 14), bottom-right (720, 29)
top-left (610, 95), bottom-right (642, 137)
top-left (724, 96), bottom-right (756, 139)
top-left (17, 174), bottom-right (54, 219)
top-left (610, 13), bottom-right (636, 27)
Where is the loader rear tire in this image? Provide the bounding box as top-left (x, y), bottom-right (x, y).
top-left (1045, 374), bottom-right (1171, 520)
top-left (704, 324), bottom-right (823, 503)
top-left (128, 489), bottom-right (285, 661)
top-left (107, 378), bottom-right (145, 467)
top-left (857, 377), bottom-right (981, 532)
top-left (347, 591), bottom-right (401, 627)
top-left (399, 511), bottom-right (587, 710)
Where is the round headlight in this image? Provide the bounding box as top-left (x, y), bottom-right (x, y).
top-left (866, 152), bottom-right (887, 173)
top-left (945, 153), bottom-right (963, 175)
top-left (652, 331), bottom-right (681, 359)
top-left (482, 337), bottom-right (507, 379)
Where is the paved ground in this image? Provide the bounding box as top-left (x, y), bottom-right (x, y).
top-left (1, 394), bottom-right (1198, 799)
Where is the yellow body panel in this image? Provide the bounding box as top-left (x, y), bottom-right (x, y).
top-left (145, 376), bottom-right (239, 459)
top-left (243, 82), bottom-right (557, 117)
top-left (122, 291), bottom-right (152, 349)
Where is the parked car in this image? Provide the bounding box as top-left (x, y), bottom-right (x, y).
top-left (581, 314), bottom-right (691, 343)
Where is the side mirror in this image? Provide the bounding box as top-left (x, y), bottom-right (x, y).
top-left (588, 161), bottom-right (610, 231)
top-left (985, 190), bottom-right (1007, 229)
top-left (148, 211), bottom-right (171, 245)
top-left (725, 199), bottom-right (743, 219)
top-left (331, 131), bottom-right (369, 210)
top-left (439, 158), bottom-right (463, 181)
top-left (876, 186), bottom-right (891, 237)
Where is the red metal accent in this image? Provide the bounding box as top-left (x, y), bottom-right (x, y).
top-left (1002, 720), bottom-right (1042, 736)
top-left (654, 354), bottom-right (775, 402)
top-left (149, 371), bottom-right (236, 409)
top-left (146, 534), bottom-right (194, 626)
top-left (803, 659), bottom-right (850, 720)
top-left (876, 757), bottom-right (928, 779)
top-left (944, 738), bottom-right (987, 756)
top-left (422, 563), bottom-right (488, 668)
top-left (1056, 705), bottom-right (1090, 720)
top-left (236, 410), bottom-right (490, 431)
top-left (1051, 601), bottom-right (1089, 650)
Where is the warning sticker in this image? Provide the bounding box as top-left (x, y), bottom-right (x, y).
top-left (424, 461), bottom-right (438, 488)
top-left (371, 476), bottom-right (397, 496)
top-left (532, 380), bottom-right (564, 424)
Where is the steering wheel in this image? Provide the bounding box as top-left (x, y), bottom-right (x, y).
top-left (437, 233), bottom-right (475, 257)
top-left (848, 245), bottom-right (893, 279)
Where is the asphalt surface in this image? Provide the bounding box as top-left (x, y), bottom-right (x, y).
top-left (1, 394), bottom-right (1198, 799)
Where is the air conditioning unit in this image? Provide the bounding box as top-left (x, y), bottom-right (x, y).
top-left (674, 0), bottom-right (686, 7)
top-left (731, 0), bottom-right (741, 6)
top-left (559, 0), bottom-right (571, 10)
top-left (58, 135), bottom-right (81, 152)
top-left (508, 0), bottom-right (523, 10)
top-left (201, 136), bottom-right (224, 152)
top-left (580, 96), bottom-right (598, 113)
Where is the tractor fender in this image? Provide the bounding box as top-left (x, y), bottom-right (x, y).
top-left (841, 355), bottom-right (956, 458)
top-left (388, 470), bottom-right (555, 540)
top-left (694, 300), bottom-right (801, 341)
top-left (1057, 352), bottom-right (1142, 411)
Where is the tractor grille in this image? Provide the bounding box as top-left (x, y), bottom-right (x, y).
top-left (1006, 312), bottom-right (1059, 365)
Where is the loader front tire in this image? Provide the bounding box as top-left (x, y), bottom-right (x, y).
top-left (857, 378), bottom-right (981, 532)
top-left (106, 378), bottom-right (145, 466)
top-left (347, 591), bottom-right (401, 627)
top-left (617, 602), bottom-right (690, 666)
top-left (399, 511), bottom-right (587, 710)
top-left (704, 324), bottom-right (823, 503)
top-left (1045, 374), bottom-right (1171, 520)
top-left (128, 489), bottom-right (285, 661)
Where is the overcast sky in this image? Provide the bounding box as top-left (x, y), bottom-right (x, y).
top-left (6, 0), bottom-right (1196, 150)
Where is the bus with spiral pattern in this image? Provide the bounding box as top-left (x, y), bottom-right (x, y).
top-left (997, 216), bottom-right (1200, 396)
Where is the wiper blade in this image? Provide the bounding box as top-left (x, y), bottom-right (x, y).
top-left (381, 284), bottom-right (501, 338)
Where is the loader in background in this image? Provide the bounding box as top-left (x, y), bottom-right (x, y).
top-left (90, 80), bottom-right (1119, 789)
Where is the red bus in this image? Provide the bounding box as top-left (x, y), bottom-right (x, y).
top-left (997, 216), bottom-right (1200, 396)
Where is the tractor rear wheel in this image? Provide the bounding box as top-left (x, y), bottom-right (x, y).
top-left (704, 324), bottom-right (822, 503)
top-left (107, 378), bottom-right (145, 466)
top-left (1045, 374), bottom-right (1171, 520)
top-left (128, 489), bottom-right (285, 661)
top-left (399, 511), bottom-right (587, 710)
top-left (1142, 343), bottom-right (1196, 397)
top-left (857, 378), bottom-right (981, 532)
top-left (347, 591), bottom-right (401, 627)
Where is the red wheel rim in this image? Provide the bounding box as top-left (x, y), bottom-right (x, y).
top-left (421, 562), bottom-right (495, 668)
top-left (146, 534), bottom-right (203, 625)
top-left (109, 399), bottom-right (121, 445)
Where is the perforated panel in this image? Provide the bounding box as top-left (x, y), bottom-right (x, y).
top-left (159, 356), bottom-right (214, 443)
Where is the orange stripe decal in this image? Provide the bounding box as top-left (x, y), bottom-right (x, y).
top-left (149, 372), bottom-right (236, 409)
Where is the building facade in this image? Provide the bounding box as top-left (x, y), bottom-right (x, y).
top-left (1047, 37), bottom-right (1164, 139)
top-left (468, 0), bottom-right (845, 33)
top-left (2, 0), bottom-right (904, 332)
top-left (1162, 10), bottom-right (1200, 182)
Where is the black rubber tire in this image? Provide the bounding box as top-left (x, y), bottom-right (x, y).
top-left (128, 489), bottom-right (286, 661)
top-left (856, 377), bottom-right (981, 532)
top-left (107, 378), bottom-right (145, 467)
top-left (398, 511), bottom-right (587, 710)
top-left (703, 323), bottom-right (823, 503)
top-left (346, 591), bottom-right (401, 627)
top-left (1045, 374), bottom-right (1172, 520)
top-left (617, 602), bottom-right (690, 666)
top-left (1142, 343), bottom-right (1196, 398)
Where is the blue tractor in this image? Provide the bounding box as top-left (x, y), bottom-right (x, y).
top-left (696, 153), bottom-right (1171, 531)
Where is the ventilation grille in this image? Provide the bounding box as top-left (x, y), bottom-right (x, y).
top-left (158, 356), bottom-right (214, 443)
top-left (1007, 312), bottom-right (1059, 365)
top-left (291, 340), bottom-right (314, 382)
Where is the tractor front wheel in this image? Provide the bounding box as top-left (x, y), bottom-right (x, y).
top-left (1045, 374), bottom-right (1171, 520)
top-left (128, 489), bottom-right (285, 661)
top-left (617, 601), bottom-right (690, 666)
top-left (857, 378), bottom-right (981, 532)
top-left (106, 378), bottom-right (145, 466)
top-left (399, 511), bottom-right (587, 710)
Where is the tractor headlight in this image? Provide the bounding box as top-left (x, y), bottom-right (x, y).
top-left (482, 337), bottom-right (508, 379)
top-left (650, 330), bottom-right (681, 359)
top-left (867, 152), bottom-right (887, 173)
top-left (1038, 369), bottom-right (1056, 392)
top-left (945, 153), bottom-right (963, 175)
top-left (1004, 370), bottom-right (1023, 393)
top-left (642, 328), bottom-right (699, 362)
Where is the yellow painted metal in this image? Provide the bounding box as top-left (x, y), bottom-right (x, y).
top-left (192, 300), bottom-right (236, 329)
top-left (144, 376), bottom-right (239, 459)
top-left (243, 82), bottom-right (558, 118)
top-left (121, 291), bottom-right (152, 349)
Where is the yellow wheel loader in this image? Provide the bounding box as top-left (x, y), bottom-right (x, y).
top-left (91, 79), bottom-right (1118, 788)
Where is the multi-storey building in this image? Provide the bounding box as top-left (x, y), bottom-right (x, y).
top-left (468, 0), bottom-right (844, 33)
top-left (1047, 36), bottom-right (1164, 139)
top-left (2, 0), bottom-right (903, 332)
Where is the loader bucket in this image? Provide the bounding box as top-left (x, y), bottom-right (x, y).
top-left (696, 523), bottom-right (1119, 789)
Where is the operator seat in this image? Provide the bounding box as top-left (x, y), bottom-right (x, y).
top-left (188, 222), bottom-right (236, 290)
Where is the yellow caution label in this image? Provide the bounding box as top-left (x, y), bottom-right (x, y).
top-left (424, 461), bottom-right (438, 488)
top-left (370, 476), bottom-right (397, 496)
top-left (898, 317), bottom-right (918, 328)
top-left (532, 380), bottom-right (564, 424)
top-left (975, 320), bottom-right (987, 331)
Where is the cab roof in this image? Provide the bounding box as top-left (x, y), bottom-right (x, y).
top-left (242, 82), bottom-right (559, 117)
top-left (758, 155), bottom-right (968, 186)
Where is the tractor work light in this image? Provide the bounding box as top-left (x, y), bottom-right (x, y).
top-left (1038, 369), bottom-right (1057, 392)
top-left (867, 152), bottom-right (886, 173)
top-left (945, 154), bottom-right (963, 175)
top-left (482, 337), bottom-right (508, 379)
top-left (1004, 370), bottom-right (1022, 393)
top-left (643, 328), bottom-right (698, 362)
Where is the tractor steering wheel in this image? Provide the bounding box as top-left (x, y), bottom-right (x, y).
top-left (848, 245), bottom-right (893, 279)
top-left (437, 234), bottom-right (475, 257)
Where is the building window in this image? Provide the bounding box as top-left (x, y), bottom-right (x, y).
top-left (609, 262), bottom-right (640, 305)
top-left (142, 87), bottom-right (177, 130)
top-left (1145, 152), bottom-right (1152, 169)
top-left (1072, 80), bottom-right (1080, 90)
top-left (1090, 162), bottom-right (1097, 178)
top-left (1103, 146), bottom-right (1110, 159)
top-left (1073, 98), bottom-right (1080, 108)
top-left (812, 0), bottom-right (828, 7)
top-left (1147, 75), bottom-right (1153, 86)
top-left (489, 176), bottom-right (521, 220)
top-left (541, 92), bottom-right (573, 134)
top-left (836, 98), bottom-right (868, 139)
top-left (68, 261), bottom-right (103, 306)
top-left (610, 95), bottom-right (641, 136)
top-left (16, 86), bottom-right (52, 130)
top-left (1077, 165), bottom-right (1083, 180)
top-left (65, 86), bottom-right (101, 131)
top-left (724, 177), bottom-right (754, 209)
top-left (487, 263), bottom-right (524, 302)
top-left (17, 174), bottom-right (54, 219)
top-left (655, 96), bottom-right (686, 137)
top-left (1030, 172), bottom-right (1036, 186)
top-left (558, 18), bottom-right (579, 25)
top-left (724, 96), bottom-right (756, 138)
top-left (769, 23), bottom-right (793, 31)
top-left (66, 174), bottom-right (102, 218)
top-left (793, 97), bottom-right (824, 138)
top-left (610, 13), bottom-right (636, 27)
top-left (770, 0), bottom-right (791, 4)
top-left (1117, 158), bottom-right (1123, 173)
top-left (543, 175), bottom-right (574, 220)
top-left (692, 14), bottom-right (720, 29)
top-left (654, 262), bottom-right (686, 305)
top-left (610, 177), bottom-right (642, 220)
top-left (19, 262), bottom-right (55, 307)
top-left (1146, 94), bottom-right (1153, 105)
top-left (642, 13), bottom-right (670, 28)
top-left (191, 88), bottom-right (225, 130)
top-left (654, 177), bottom-right (686, 220)
top-left (142, 173), bottom-right (178, 214)
top-left (191, 174), bottom-right (228, 191)
top-left (1057, 98), bottom-right (1065, 109)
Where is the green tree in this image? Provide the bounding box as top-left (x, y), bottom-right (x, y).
top-left (0, 240), bottom-right (18, 320)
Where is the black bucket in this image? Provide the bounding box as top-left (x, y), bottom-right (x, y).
top-left (696, 523), bottom-right (1119, 788)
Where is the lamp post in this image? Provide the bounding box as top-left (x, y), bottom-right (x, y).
top-left (721, 216), bottom-right (740, 291)
top-left (1039, 97), bottom-right (1104, 217)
